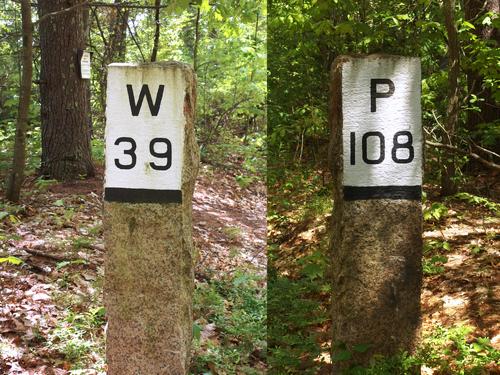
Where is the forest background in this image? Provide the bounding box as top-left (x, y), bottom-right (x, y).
top-left (1, 0), bottom-right (267, 374)
top-left (268, 0), bottom-right (499, 373)
top-left (0, 0), bottom-right (499, 373)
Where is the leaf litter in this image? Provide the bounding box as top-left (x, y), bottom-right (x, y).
top-left (0, 164), bottom-right (266, 374)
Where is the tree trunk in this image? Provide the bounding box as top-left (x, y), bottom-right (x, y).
top-left (6, 0), bottom-right (32, 202)
top-left (464, 0), bottom-right (500, 140)
top-left (38, 0), bottom-right (95, 180)
top-left (441, 0), bottom-right (460, 196)
top-left (193, 6), bottom-right (201, 72)
top-left (150, 0), bottom-right (161, 62)
top-left (108, 0), bottom-right (129, 62)
top-left (98, 0), bottom-right (129, 115)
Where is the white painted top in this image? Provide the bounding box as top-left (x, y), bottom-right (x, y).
top-left (342, 56), bottom-right (422, 187)
top-left (105, 63), bottom-right (186, 191)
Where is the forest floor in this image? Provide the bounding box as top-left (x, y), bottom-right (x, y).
top-left (0, 164), bottom-right (266, 374)
top-left (268, 167), bottom-right (499, 374)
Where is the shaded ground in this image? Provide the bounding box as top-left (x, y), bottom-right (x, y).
top-left (421, 195), bottom-right (499, 347)
top-left (0, 164), bottom-right (266, 374)
top-left (268, 167), bottom-right (499, 374)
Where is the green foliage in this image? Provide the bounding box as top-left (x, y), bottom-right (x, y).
top-left (418, 325), bottom-right (499, 374)
top-left (424, 239), bottom-right (451, 252)
top-left (268, 276), bottom-right (323, 373)
top-left (343, 325), bottom-right (499, 374)
top-left (267, 164), bottom-right (332, 373)
top-left (202, 131), bottom-right (266, 188)
top-left (0, 255), bottom-right (23, 266)
top-left (268, 246), bottom-right (329, 373)
top-left (47, 307), bottom-right (106, 370)
top-left (423, 202), bottom-right (449, 222)
top-left (468, 244), bottom-right (484, 255)
top-left (71, 237), bottom-right (94, 250)
top-left (34, 178), bottom-right (58, 191)
top-left (423, 239), bottom-right (451, 275)
top-left (191, 270), bottom-right (266, 374)
top-left (423, 255), bottom-right (448, 275)
top-left (0, 202), bottom-right (24, 224)
top-left (91, 138), bottom-right (105, 164)
top-left (450, 192), bottom-right (499, 214)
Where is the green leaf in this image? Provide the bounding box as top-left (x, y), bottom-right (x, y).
top-left (0, 211), bottom-right (9, 221)
top-left (482, 16), bottom-right (492, 26)
top-left (335, 21), bottom-right (354, 35)
top-left (54, 199), bottom-right (65, 207)
top-left (301, 263), bottom-right (323, 279)
top-left (200, 0), bottom-right (210, 13)
top-left (193, 323), bottom-right (202, 341)
top-left (461, 21), bottom-right (475, 30)
top-left (0, 256), bottom-right (23, 266)
top-left (353, 343), bottom-right (371, 353)
top-left (332, 350), bottom-right (352, 361)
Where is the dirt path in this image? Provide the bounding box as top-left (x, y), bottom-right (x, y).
top-left (421, 197), bottom-right (499, 347)
top-left (194, 165), bottom-right (266, 277)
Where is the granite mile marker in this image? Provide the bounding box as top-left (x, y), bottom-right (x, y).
top-left (103, 62), bottom-right (199, 375)
top-left (329, 55), bottom-right (423, 371)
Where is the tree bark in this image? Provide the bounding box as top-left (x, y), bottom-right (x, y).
top-left (6, 0), bottom-right (32, 202)
top-left (150, 0), bottom-right (161, 62)
top-left (108, 0), bottom-right (129, 62)
top-left (38, 0), bottom-right (95, 181)
top-left (441, 0), bottom-right (460, 196)
top-left (98, 0), bottom-right (129, 114)
top-left (464, 0), bottom-right (500, 139)
top-left (193, 6), bottom-right (201, 72)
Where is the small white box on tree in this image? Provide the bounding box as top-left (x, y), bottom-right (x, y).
top-left (79, 50), bottom-right (91, 79)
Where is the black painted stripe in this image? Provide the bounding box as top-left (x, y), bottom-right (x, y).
top-left (343, 185), bottom-right (421, 201)
top-left (104, 188), bottom-right (182, 203)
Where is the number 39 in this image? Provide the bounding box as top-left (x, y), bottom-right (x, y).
top-left (114, 137), bottom-right (172, 170)
top-left (349, 131), bottom-right (414, 165)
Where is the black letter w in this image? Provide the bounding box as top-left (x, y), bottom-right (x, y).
top-left (127, 84), bottom-right (165, 116)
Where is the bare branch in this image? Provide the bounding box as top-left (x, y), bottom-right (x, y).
top-left (471, 140), bottom-right (500, 159)
top-left (126, 17), bottom-right (146, 62)
top-left (425, 140), bottom-right (500, 171)
top-left (90, 5), bottom-right (108, 47)
top-left (34, 1), bottom-right (90, 26)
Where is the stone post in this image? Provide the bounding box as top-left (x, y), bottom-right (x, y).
top-left (329, 55), bottom-right (422, 372)
top-left (103, 62), bottom-right (199, 375)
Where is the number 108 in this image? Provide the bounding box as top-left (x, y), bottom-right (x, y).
top-left (349, 131), bottom-right (414, 165)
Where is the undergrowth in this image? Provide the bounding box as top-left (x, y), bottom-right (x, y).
top-left (191, 270), bottom-right (267, 375)
top-left (267, 164), bottom-right (499, 374)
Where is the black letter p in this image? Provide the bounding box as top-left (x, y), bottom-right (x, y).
top-left (370, 79), bottom-right (395, 112)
